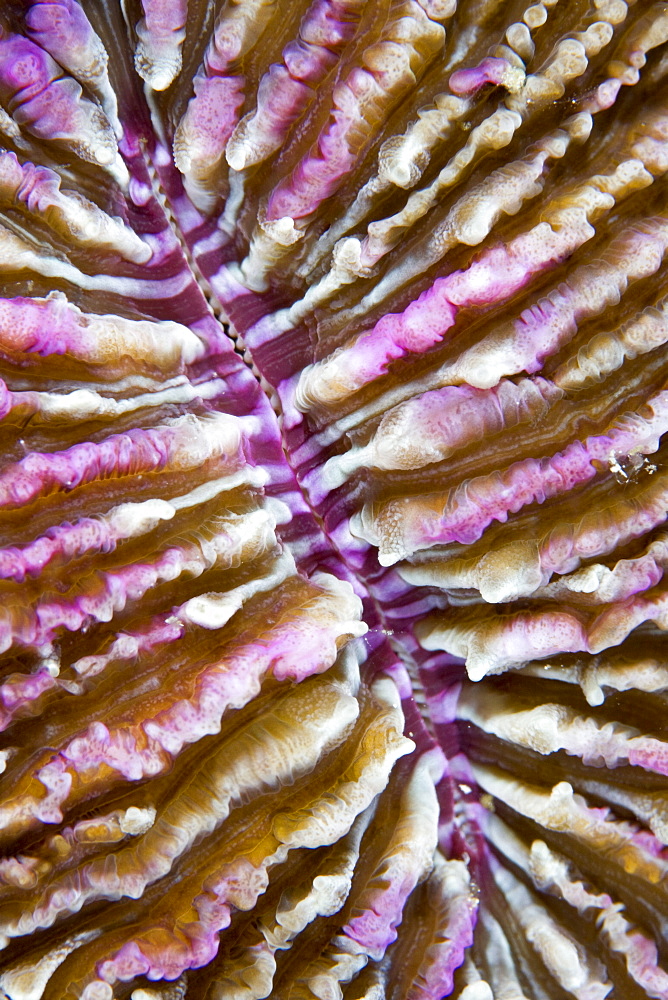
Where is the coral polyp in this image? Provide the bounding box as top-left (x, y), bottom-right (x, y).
top-left (0, 1), bottom-right (667, 997)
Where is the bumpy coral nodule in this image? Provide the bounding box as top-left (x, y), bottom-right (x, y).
top-left (0, 0), bottom-right (666, 997)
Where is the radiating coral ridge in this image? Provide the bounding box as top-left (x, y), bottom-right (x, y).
top-left (0, 1), bottom-right (666, 998)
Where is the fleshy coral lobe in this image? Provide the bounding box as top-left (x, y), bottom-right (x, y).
top-left (0, 0), bottom-right (667, 997)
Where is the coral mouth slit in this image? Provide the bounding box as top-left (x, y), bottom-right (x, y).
top-left (0, 0), bottom-right (666, 998)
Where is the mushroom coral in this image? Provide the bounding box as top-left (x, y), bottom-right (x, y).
top-left (0, 0), bottom-right (667, 997)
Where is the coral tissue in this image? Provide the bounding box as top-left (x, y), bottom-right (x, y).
top-left (0, 0), bottom-right (666, 998)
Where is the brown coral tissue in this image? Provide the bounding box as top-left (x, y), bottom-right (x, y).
top-left (1, 0), bottom-right (668, 997)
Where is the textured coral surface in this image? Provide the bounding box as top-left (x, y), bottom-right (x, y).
top-left (0, 0), bottom-right (667, 998)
